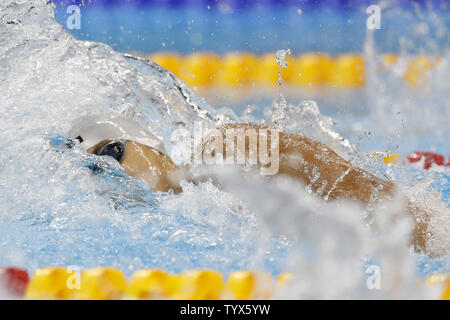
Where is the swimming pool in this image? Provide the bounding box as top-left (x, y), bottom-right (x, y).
top-left (0, 0), bottom-right (449, 299)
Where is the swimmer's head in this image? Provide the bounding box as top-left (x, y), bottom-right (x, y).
top-left (69, 114), bottom-right (166, 155)
top-left (68, 114), bottom-right (183, 193)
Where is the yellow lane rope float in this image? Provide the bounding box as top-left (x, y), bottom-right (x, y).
top-left (145, 52), bottom-right (441, 89)
top-left (0, 267), bottom-right (446, 300)
top-left (425, 274), bottom-right (450, 300)
top-left (364, 151), bottom-right (400, 166)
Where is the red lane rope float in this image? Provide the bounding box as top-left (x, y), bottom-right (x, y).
top-left (0, 267), bottom-right (29, 297)
top-left (406, 151), bottom-right (448, 170)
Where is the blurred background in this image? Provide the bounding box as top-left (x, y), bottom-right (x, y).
top-left (50, 0), bottom-right (449, 152)
top-left (51, 1), bottom-right (449, 108)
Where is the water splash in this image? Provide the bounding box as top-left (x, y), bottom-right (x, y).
top-left (0, 0), bottom-right (290, 278)
top-left (363, 6), bottom-right (450, 149)
top-left (266, 100), bottom-right (359, 161)
top-left (206, 167), bottom-right (433, 299)
top-left (271, 49), bottom-right (291, 131)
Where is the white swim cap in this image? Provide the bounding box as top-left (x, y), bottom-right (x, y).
top-left (69, 114), bottom-right (166, 155)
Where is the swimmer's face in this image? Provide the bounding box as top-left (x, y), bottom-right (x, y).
top-left (88, 139), bottom-right (126, 163)
top-left (88, 139), bottom-right (183, 193)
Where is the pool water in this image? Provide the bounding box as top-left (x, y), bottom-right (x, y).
top-left (0, 0), bottom-right (448, 299)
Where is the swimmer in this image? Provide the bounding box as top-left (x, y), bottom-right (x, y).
top-left (68, 114), bottom-right (432, 255)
